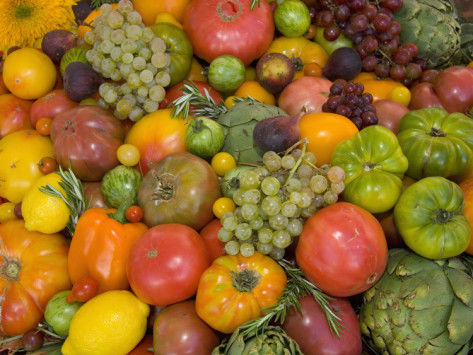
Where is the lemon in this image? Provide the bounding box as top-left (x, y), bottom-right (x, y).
top-left (22, 173), bottom-right (70, 234)
top-left (62, 290), bottom-right (149, 355)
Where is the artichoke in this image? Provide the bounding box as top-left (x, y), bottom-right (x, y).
top-left (394, 0), bottom-right (462, 68)
top-left (217, 100), bottom-right (287, 164)
top-left (359, 248), bottom-right (473, 355)
top-left (212, 326), bottom-right (302, 355)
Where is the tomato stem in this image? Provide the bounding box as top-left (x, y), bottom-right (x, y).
top-left (231, 269), bottom-right (261, 292)
top-left (432, 209), bottom-right (456, 224)
top-left (0, 257), bottom-right (21, 281)
top-left (429, 127), bottom-right (447, 137)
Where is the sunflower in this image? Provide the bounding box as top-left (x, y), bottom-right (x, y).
top-left (0, 0), bottom-right (77, 54)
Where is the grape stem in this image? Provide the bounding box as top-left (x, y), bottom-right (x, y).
top-left (283, 139), bottom-right (308, 188)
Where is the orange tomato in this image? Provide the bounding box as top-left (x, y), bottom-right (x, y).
top-left (35, 117), bottom-right (53, 136)
top-left (78, 4), bottom-right (119, 38)
top-left (125, 109), bottom-right (188, 175)
top-left (234, 81), bottom-right (276, 105)
top-left (360, 79), bottom-right (405, 102)
top-left (3, 48), bottom-right (57, 100)
top-left (133, 0), bottom-right (191, 26)
top-left (195, 252), bottom-right (287, 333)
top-left (303, 63), bottom-right (323, 77)
top-left (0, 220), bottom-right (71, 336)
top-left (186, 57), bottom-right (207, 82)
top-left (299, 112), bottom-right (359, 166)
top-left (353, 72), bottom-right (376, 83)
top-left (459, 177), bottom-right (473, 255)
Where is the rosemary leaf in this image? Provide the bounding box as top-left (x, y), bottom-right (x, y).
top-left (250, 0), bottom-right (262, 10)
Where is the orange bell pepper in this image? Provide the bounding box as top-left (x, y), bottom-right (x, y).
top-left (68, 208), bottom-right (147, 293)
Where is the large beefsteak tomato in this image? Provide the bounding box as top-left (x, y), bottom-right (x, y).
top-left (296, 202), bottom-right (388, 297)
top-left (127, 224), bottom-right (210, 306)
top-left (138, 152), bottom-right (220, 231)
top-left (195, 252), bottom-right (286, 333)
top-left (125, 109), bottom-right (188, 175)
top-left (183, 0), bottom-right (274, 66)
top-left (0, 220), bottom-right (71, 336)
top-left (331, 125), bottom-right (408, 214)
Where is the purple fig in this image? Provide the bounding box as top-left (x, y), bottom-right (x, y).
top-left (42, 30), bottom-right (78, 64)
top-left (253, 113), bottom-right (302, 153)
top-left (64, 62), bottom-right (102, 102)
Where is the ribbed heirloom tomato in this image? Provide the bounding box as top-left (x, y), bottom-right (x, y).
top-left (195, 252), bottom-right (287, 333)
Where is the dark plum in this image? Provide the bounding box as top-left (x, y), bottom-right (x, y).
top-left (322, 47), bottom-right (362, 81)
top-left (64, 62), bottom-right (102, 102)
top-left (256, 53), bottom-right (295, 94)
top-left (42, 30), bottom-right (78, 64)
top-left (253, 114), bottom-right (301, 153)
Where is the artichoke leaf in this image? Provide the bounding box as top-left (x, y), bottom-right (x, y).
top-left (446, 298), bottom-right (473, 345)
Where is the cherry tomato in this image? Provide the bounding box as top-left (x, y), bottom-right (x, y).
top-left (66, 276), bottom-right (99, 303)
top-left (35, 117), bottom-right (53, 136)
top-left (117, 143), bottom-right (141, 167)
top-left (388, 86), bottom-right (411, 107)
top-left (0, 202), bottom-right (17, 223)
top-left (126, 205), bottom-right (144, 223)
top-left (211, 152), bottom-right (236, 177)
top-left (212, 197), bottom-right (235, 219)
top-left (38, 157), bottom-right (58, 175)
top-left (224, 96), bottom-right (238, 110)
top-left (303, 63), bottom-right (323, 78)
top-left (22, 329), bottom-right (44, 352)
top-left (304, 24), bottom-right (317, 40)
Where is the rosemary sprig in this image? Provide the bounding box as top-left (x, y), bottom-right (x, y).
top-left (250, 0), bottom-right (262, 10)
top-left (39, 166), bottom-right (86, 236)
top-left (236, 259), bottom-right (343, 338)
top-left (170, 80), bottom-right (260, 120)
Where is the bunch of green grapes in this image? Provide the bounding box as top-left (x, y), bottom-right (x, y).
top-left (84, 0), bottom-right (169, 121)
top-left (218, 148), bottom-right (346, 260)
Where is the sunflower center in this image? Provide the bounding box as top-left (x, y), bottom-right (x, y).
top-left (15, 5), bottom-right (34, 19)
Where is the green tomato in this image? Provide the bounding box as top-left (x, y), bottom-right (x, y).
top-left (185, 117), bottom-right (225, 160)
top-left (394, 177), bottom-right (471, 259)
top-left (208, 55), bottom-right (245, 94)
top-left (314, 27), bottom-right (354, 55)
top-left (101, 165), bottom-right (142, 209)
top-left (274, 0), bottom-right (311, 38)
top-left (397, 107), bottom-right (473, 180)
top-left (44, 290), bottom-right (83, 337)
top-left (331, 125), bottom-right (408, 214)
top-left (151, 23), bottom-right (193, 87)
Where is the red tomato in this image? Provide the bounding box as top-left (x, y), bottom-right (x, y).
top-left (128, 334), bottom-right (153, 355)
top-left (295, 202), bottom-right (388, 297)
top-left (199, 219), bottom-right (225, 262)
top-left (159, 81), bottom-right (223, 115)
top-left (127, 224), bottom-right (210, 306)
top-left (183, 0), bottom-right (274, 66)
top-left (0, 94), bottom-right (32, 138)
top-left (30, 89), bottom-right (78, 127)
top-left (282, 296), bottom-right (362, 355)
top-left (67, 276), bottom-right (99, 303)
top-left (126, 206), bottom-right (144, 223)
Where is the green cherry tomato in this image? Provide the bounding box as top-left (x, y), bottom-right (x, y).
top-left (208, 55), bottom-right (246, 94)
top-left (274, 0), bottom-right (311, 38)
top-left (44, 290), bottom-right (83, 337)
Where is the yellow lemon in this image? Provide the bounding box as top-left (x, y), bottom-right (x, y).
top-left (62, 290), bottom-right (149, 355)
top-left (154, 12), bottom-right (183, 29)
top-left (22, 173), bottom-right (70, 234)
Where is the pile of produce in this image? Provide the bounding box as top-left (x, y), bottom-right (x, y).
top-left (0, 0), bottom-right (473, 354)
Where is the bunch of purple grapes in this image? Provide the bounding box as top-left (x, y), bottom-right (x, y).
top-left (314, 0), bottom-right (425, 85)
top-left (322, 79), bottom-right (378, 129)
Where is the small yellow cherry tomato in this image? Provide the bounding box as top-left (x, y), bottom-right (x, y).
top-left (154, 12), bottom-right (183, 29)
top-left (234, 81), bottom-right (276, 106)
top-left (211, 152), bottom-right (236, 177)
top-left (117, 144), bottom-right (141, 167)
top-left (0, 202), bottom-right (17, 223)
top-left (389, 86), bottom-right (411, 107)
top-left (213, 197), bottom-right (236, 219)
top-left (224, 96), bottom-right (238, 110)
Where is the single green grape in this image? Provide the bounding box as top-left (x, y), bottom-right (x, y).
top-left (297, 164), bottom-right (313, 179)
top-left (218, 228), bottom-right (233, 242)
top-left (249, 217), bottom-right (264, 231)
top-left (269, 214), bottom-right (289, 231)
top-left (281, 202), bottom-right (298, 218)
top-left (261, 177), bottom-right (280, 196)
top-left (270, 247), bottom-right (285, 260)
top-left (241, 203), bottom-right (259, 221)
top-left (297, 192), bottom-right (312, 209)
top-left (243, 189), bottom-right (261, 204)
top-left (258, 228), bottom-right (273, 244)
top-left (233, 188), bottom-right (245, 206)
top-left (257, 242), bottom-right (273, 255)
top-left (289, 191), bottom-right (302, 205)
top-left (286, 178), bottom-right (302, 192)
top-left (235, 223), bottom-right (252, 241)
top-left (240, 243), bottom-right (255, 257)
top-left (222, 215), bottom-right (238, 231)
top-left (272, 230), bottom-right (291, 249)
top-left (287, 218), bottom-right (303, 237)
top-left (240, 171), bottom-right (260, 190)
top-left (263, 151), bottom-right (282, 172)
top-left (281, 155), bottom-right (296, 169)
top-left (225, 240), bottom-right (240, 255)
top-left (261, 196), bottom-right (281, 216)
top-left (310, 175), bottom-right (329, 194)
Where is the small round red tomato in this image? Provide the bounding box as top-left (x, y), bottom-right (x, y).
top-left (38, 157), bottom-right (58, 175)
top-left (296, 202), bottom-right (388, 297)
top-left (127, 224), bottom-right (210, 306)
top-left (282, 296), bottom-right (362, 355)
top-left (30, 89), bottom-right (78, 127)
top-left (129, 334), bottom-right (153, 355)
top-left (35, 117), bottom-right (52, 136)
top-left (126, 206), bottom-right (143, 223)
top-left (66, 276), bottom-right (99, 303)
top-left (199, 219), bottom-right (225, 262)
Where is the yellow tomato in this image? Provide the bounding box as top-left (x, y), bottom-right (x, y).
top-left (0, 130), bottom-right (55, 204)
top-left (117, 144), bottom-right (141, 167)
top-left (155, 12), bottom-right (183, 29)
top-left (224, 96), bottom-right (238, 110)
top-left (211, 152), bottom-right (236, 177)
top-left (186, 57), bottom-right (207, 83)
top-left (78, 4), bottom-right (119, 38)
top-left (389, 86), bottom-right (411, 107)
top-left (234, 81), bottom-right (276, 105)
top-left (133, 0), bottom-right (190, 26)
top-left (266, 36), bottom-right (328, 79)
top-left (353, 72), bottom-right (376, 83)
top-left (3, 48), bottom-right (57, 100)
top-left (361, 79), bottom-right (405, 102)
top-left (299, 112), bottom-right (358, 166)
top-left (245, 67), bottom-right (257, 81)
top-left (213, 197), bottom-right (236, 219)
top-left (0, 202), bottom-right (17, 223)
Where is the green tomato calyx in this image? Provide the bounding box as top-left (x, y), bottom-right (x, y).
top-left (231, 268), bottom-right (261, 292)
top-left (151, 173), bottom-right (175, 201)
top-left (429, 127), bottom-right (447, 137)
top-left (432, 208), bottom-right (455, 224)
top-left (363, 162), bottom-right (378, 172)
